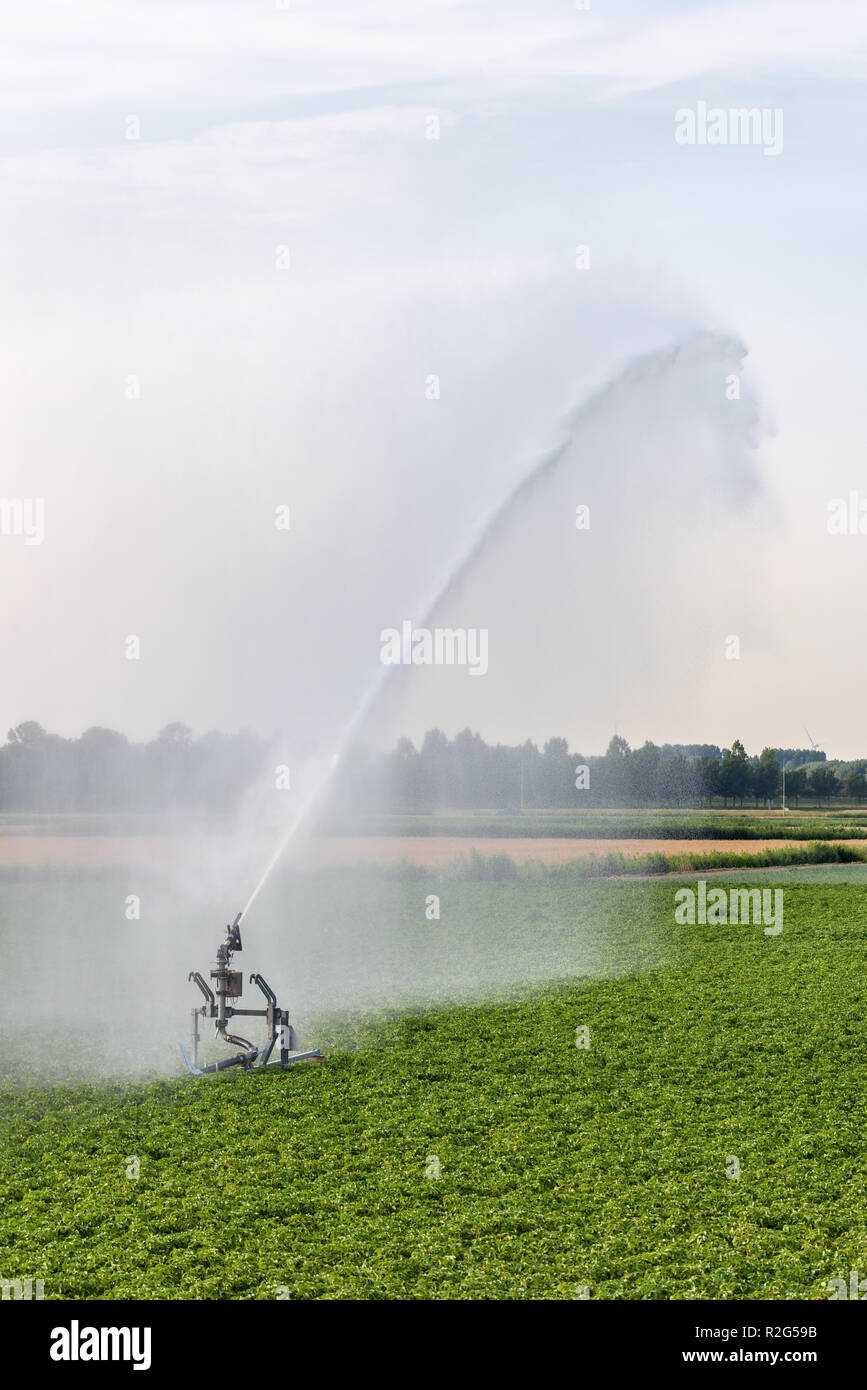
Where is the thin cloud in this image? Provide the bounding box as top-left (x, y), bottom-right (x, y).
top-left (2, 2), bottom-right (865, 128)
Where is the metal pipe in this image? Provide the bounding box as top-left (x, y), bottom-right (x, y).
top-left (216, 1020), bottom-right (257, 1057)
top-left (188, 971), bottom-right (215, 1007)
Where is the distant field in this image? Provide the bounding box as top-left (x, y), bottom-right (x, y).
top-left (2, 833), bottom-right (866, 873)
top-left (347, 809), bottom-right (867, 840)
top-left (5, 808), bottom-right (867, 843)
top-left (2, 803), bottom-right (867, 880)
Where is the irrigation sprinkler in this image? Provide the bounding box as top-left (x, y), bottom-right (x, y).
top-left (182, 912), bottom-right (322, 1075)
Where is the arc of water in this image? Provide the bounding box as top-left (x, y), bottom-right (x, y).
top-left (240, 331), bottom-right (746, 918)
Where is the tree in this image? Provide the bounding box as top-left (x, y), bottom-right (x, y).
top-left (846, 770), bottom-right (867, 801)
top-left (385, 736), bottom-right (423, 810)
top-left (658, 753), bottom-right (696, 806)
top-left (156, 722), bottom-right (193, 750)
top-left (419, 728), bottom-right (451, 807)
top-left (698, 756), bottom-right (721, 806)
top-left (518, 740), bottom-right (543, 809)
top-left (77, 726), bottom-right (133, 810)
top-left (452, 728), bottom-right (488, 807)
top-left (808, 766), bottom-right (839, 806)
top-left (784, 767), bottom-right (807, 805)
top-left (7, 721), bottom-right (48, 747)
top-left (601, 735), bottom-right (631, 805)
top-left (719, 739), bottom-right (750, 806)
top-left (752, 748), bottom-right (780, 806)
top-left (627, 741), bottom-right (660, 805)
top-left (541, 737), bottom-right (574, 807)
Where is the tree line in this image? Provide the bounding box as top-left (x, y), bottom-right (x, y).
top-left (0, 721), bottom-right (268, 813)
top-left (0, 721), bottom-right (859, 814)
top-left (340, 733), bottom-right (849, 810)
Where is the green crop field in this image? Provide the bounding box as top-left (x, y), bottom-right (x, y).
top-left (6, 806), bottom-right (867, 841)
top-left (328, 808), bottom-right (867, 840)
top-left (1, 868), bottom-right (866, 1300)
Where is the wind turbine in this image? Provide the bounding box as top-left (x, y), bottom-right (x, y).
top-left (804, 726), bottom-right (823, 754)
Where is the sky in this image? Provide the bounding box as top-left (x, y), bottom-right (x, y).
top-left (2, 0), bottom-right (867, 758)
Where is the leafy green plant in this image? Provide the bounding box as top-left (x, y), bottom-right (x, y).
top-left (2, 879), bottom-right (867, 1299)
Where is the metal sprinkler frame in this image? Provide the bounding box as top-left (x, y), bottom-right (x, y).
top-left (181, 912), bottom-right (322, 1075)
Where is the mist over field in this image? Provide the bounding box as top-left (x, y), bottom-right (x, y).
top-left (0, 322), bottom-right (770, 1081)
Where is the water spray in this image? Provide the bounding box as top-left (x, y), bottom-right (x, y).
top-left (181, 332), bottom-right (751, 1076)
top-left (240, 332), bottom-right (749, 918)
top-left (181, 911), bottom-right (322, 1075)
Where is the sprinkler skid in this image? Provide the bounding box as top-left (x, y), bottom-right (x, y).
top-left (182, 911), bottom-right (322, 1075)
